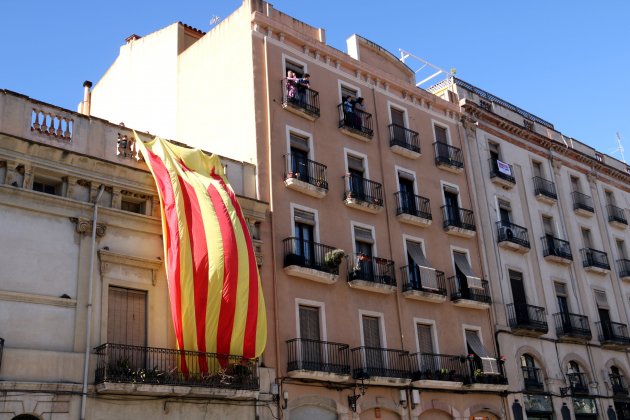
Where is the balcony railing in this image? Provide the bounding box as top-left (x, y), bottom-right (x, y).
top-left (447, 277), bottom-right (491, 304)
top-left (596, 321), bottom-right (630, 345)
top-left (532, 176), bottom-right (557, 200)
top-left (344, 174), bottom-right (383, 206)
top-left (441, 205), bottom-right (476, 231)
top-left (610, 373), bottom-right (629, 396)
top-left (496, 221), bottom-right (530, 248)
top-left (94, 343), bottom-right (259, 390)
top-left (281, 79), bottom-right (320, 117)
top-left (522, 366), bottom-right (544, 391)
top-left (572, 191), bottom-right (594, 213)
top-left (507, 303), bottom-right (548, 333)
top-left (348, 254), bottom-right (396, 286)
top-left (0, 337), bottom-right (3, 371)
top-left (389, 124), bottom-right (420, 153)
top-left (338, 104), bottom-right (373, 138)
top-left (283, 237), bottom-right (341, 275)
top-left (286, 338), bottom-right (350, 376)
top-left (400, 265), bottom-right (447, 296)
top-left (580, 248), bottom-right (610, 271)
top-left (395, 191), bottom-right (432, 220)
top-left (284, 153), bottom-right (328, 190)
top-left (553, 312), bottom-right (592, 340)
top-left (617, 259), bottom-right (630, 278)
top-left (465, 357), bottom-right (508, 386)
top-left (566, 372), bottom-right (589, 395)
top-left (541, 236), bottom-right (573, 261)
top-left (409, 353), bottom-right (467, 382)
top-left (489, 158), bottom-right (515, 184)
top-left (433, 141), bottom-right (464, 170)
top-left (350, 347), bottom-right (410, 380)
top-left (607, 204), bottom-right (628, 225)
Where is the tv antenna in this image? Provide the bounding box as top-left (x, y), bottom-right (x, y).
top-left (611, 132), bottom-right (625, 163)
top-left (210, 15), bottom-right (221, 26)
top-left (399, 49), bottom-right (452, 87)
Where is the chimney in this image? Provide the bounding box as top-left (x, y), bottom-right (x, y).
top-left (81, 80), bottom-right (92, 116)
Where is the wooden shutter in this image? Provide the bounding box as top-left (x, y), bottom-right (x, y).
top-left (347, 155), bottom-right (364, 172)
top-left (107, 286), bottom-right (146, 346)
top-left (391, 108), bottom-right (405, 127)
top-left (434, 125), bottom-right (447, 143)
top-left (299, 305), bottom-right (320, 341)
top-left (416, 324), bottom-right (434, 354)
top-left (290, 133), bottom-right (309, 152)
top-left (362, 316), bottom-right (381, 348)
top-left (294, 209), bottom-right (315, 225)
top-left (354, 226), bottom-right (374, 244)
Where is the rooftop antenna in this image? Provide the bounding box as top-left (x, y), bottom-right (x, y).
top-left (611, 132), bottom-right (625, 163)
top-left (210, 15), bottom-right (221, 26)
top-left (399, 49), bottom-right (450, 87)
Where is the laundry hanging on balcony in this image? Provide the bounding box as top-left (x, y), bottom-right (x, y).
top-left (406, 242), bottom-right (438, 290)
top-left (135, 135), bottom-right (267, 373)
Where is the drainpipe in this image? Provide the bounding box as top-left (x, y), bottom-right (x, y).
top-left (80, 184), bottom-right (104, 420)
top-left (81, 80), bottom-right (92, 116)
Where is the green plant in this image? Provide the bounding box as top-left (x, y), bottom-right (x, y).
top-left (473, 368), bottom-right (484, 378)
top-left (324, 249), bottom-right (345, 267)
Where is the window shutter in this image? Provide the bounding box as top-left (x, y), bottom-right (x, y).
top-left (108, 286), bottom-right (146, 347)
top-left (354, 226), bottom-right (374, 244)
top-left (290, 133), bottom-right (309, 152)
top-left (434, 125), bottom-right (447, 143)
top-left (347, 155), bottom-right (364, 172)
top-left (391, 108), bottom-right (405, 127)
top-left (362, 316), bottom-right (381, 348)
top-left (554, 282), bottom-right (568, 296)
top-left (299, 305), bottom-right (320, 341)
top-left (294, 209), bottom-right (315, 225)
top-left (416, 324), bottom-right (434, 354)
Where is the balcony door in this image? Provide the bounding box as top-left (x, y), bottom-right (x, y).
top-left (354, 226), bottom-right (374, 281)
top-left (417, 323), bottom-right (435, 371)
top-left (362, 315), bottom-right (384, 375)
top-left (555, 283), bottom-right (571, 330)
top-left (107, 286), bottom-right (147, 370)
top-left (347, 155), bottom-right (365, 200)
top-left (444, 188), bottom-right (460, 225)
top-left (290, 132), bottom-right (310, 183)
top-left (294, 209), bottom-right (315, 267)
top-left (596, 290), bottom-right (613, 340)
top-left (299, 305), bottom-right (322, 370)
top-left (398, 174), bottom-right (416, 215)
top-left (509, 270), bottom-right (529, 324)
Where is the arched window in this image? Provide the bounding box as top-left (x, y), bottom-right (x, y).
top-left (567, 361), bottom-right (587, 393)
top-left (520, 354), bottom-right (543, 390)
top-left (610, 365), bottom-right (629, 395)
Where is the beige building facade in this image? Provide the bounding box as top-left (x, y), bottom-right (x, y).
top-left (430, 77), bottom-right (630, 419)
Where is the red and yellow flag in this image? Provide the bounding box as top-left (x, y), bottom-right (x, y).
top-left (135, 135), bottom-right (266, 370)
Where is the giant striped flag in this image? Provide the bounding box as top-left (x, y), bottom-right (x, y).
top-left (135, 135), bottom-right (266, 372)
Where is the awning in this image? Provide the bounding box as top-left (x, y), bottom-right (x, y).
top-left (407, 242), bottom-right (438, 290)
top-left (465, 330), bottom-right (499, 375)
top-left (454, 253), bottom-right (483, 289)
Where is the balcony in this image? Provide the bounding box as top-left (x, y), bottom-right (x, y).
top-left (347, 254), bottom-right (396, 294)
top-left (464, 357), bottom-right (508, 391)
top-left (610, 373), bottom-right (629, 396)
top-left (433, 141), bottom-right (464, 173)
top-left (572, 191), bottom-right (594, 216)
top-left (284, 154), bottom-right (328, 198)
top-left (400, 265), bottom-right (447, 303)
top-left (489, 158), bottom-right (516, 189)
top-left (410, 353), bottom-right (467, 389)
top-left (522, 367), bottom-right (544, 391)
top-left (496, 221), bottom-right (530, 253)
top-left (395, 191), bottom-right (432, 227)
top-left (350, 347), bottom-right (410, 386)
top-left (506, 303), bottom-right (548, 336)
top-left (281, 79), bottom-right (320, 120)
top-left (448, 277), bottom-right (491, 309)
top-left (343, 175), bottom-right (383, 214)
top-left (596, 321), bottom-right (630, 349)
top-left (553, 312), bottom-right (592, 342)
top-left (617, 259), bottom-right (630, 281)
top-left (338, 104), bottom-right (373, 141)
top-left (286, 338), bottom-right (351, 382)
top-left (566, 372), bottom-right (589, 395)
top-left (389, 124), bottom-right (420, 159)
top-left (607, 204), bottom-right (628, 229)
top-left (580, 248), bottom-right (611, 274)
top-left (94, 343), bottom-right (259, 395)
top-left (541, 236), bottom-right (572, 264)
top-left (441, 205), bottom-right (476, 238)
top-left (283, 237), bottom-right (341, 284)
top-left (532, 176), bottom-right (557, 204)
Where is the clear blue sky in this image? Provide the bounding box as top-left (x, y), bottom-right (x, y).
top-left (2, 1), bottom-right (628, 159)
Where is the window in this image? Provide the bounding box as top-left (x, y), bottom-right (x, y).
top-left (353, 226), bottom-right (374, 257)
top-left (406, 240), bottom-right (438, 290)
top-left (542, 216), bottom-right (554, 236)
top-left (555, 282), bottom-right (570, 314)
top-left (447, 90), bottom-right (458, 104)
top-left (121, 198), bottom-right (146, 214)
top-left (289, 132), bottom-right (310, 182)
top-left (353, 225), bottom-right (374, 280)
top-left (416, 323), bottom-right (434, 354)
top-left (443, 185), bottom-right (460, 224)
top-left (32, 175), bottom-right (63, 196)
top-left (453, 251), bottom-right (482, 289)
top-left (595, 289), bottom-right (614, 340)
top-left (616, 240), bottom-right (627, 259)
top-left (532, 161), bottom-right (543, 179)
top-left (434, 124), bottom-right (448, 144)
top-left (398, 171), bottom-right (416, 214)
top-left (298, 305), bottom-right (322, 369)
top-left (498, 199), bottom-right (512, 224)
top-left (465, 329), bottom-right (499, 375)
top-left (294, 208), bottom-right (316, 265)
top-left (362, 315), bottom-right (382, 349)
top-left (341, 85), bottom-right (358, 101)
top-left (285, 59), bottom-right (305, 78)
top-left (347, 154), bottom-right (365, 199)
top-left (581, 228), bottom-right (593, 249)
top-left (521, 354), bottom-right (541, 389)
top-left (390, 107), bottom-right (405, 128)
top-left (107, 286), bottom-right (147, 372)
top-left (570, 176), bottom-right (581, 193)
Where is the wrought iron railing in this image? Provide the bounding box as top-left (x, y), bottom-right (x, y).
top-left (281, 79), bottom-right (320, 117)
top-left (350, 346), bottom-right (410, 380)
top-left (488, 158), bottom-right (515, 184)
top-left (465, 356), bottom-right (508, 385)
top-left (496, 221), bottom-right (530, 248)
top-left (610, 373), bottom-right (629, 396)
top-left (0, 337), bottom-right (4, 371)
top-left (286, 338), bottom-right (350, 376)
top-left (566, 372), bottom-right (589, 394)
top-left (447, 277), bottom-right (491, 303)
top-left (572, 191), bottom-right (594, 213)
top-left (284, 153), bottom-right (328, 189)
top-left (596, 321), bottom-right (630, 345)
top-left (389, 124), bottom-right (420, 153)
top-left (441, 205), bottom-right (475, 231)
top-left (617, 259), bottom-right (630, 278)
top-left (522, 366), bottom-right (544, 391)
top-left (541, 236), bottom-right (573, 260)
top-left (553, 312), bottom-right (592, 339)
top-left (532, 176), bottom-right (557, 200)
top-left (347, 254), bottom-right (396, 286)
top-left (409, 353), bottom-right (467, 382)
top-left (507, 303), bottom-right (548, 332)
top-left (580, 248), bottom-right (610, 271)
top-left (94, 343), bottom-right (259, 390)
top-left (607, 204), bottom-right (628, 225)
top-left (400, 265), bottom-right (447, 296)
top-left (282, 237), bottom-right (341, 275)
top-left (433, 141), bottom-right (464, 169)
top-left (395, 191), bottom-right (431, 220)
top-left (344, 174), bottom-right (383, 206)
top-left (338, 104), bottom-right (373, 137)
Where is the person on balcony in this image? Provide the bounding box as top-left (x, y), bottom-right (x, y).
top-left (286, 70), bottom-right (298, 102)
top-left (296, 73), bottom-right (310, 106)
top-left (343, 95), bottom-right (354, 127)
top-left (353, 97), bottom-right (366, 130)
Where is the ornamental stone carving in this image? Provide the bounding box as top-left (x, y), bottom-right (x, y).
top-left (70, 217), bottom-right (107, 237)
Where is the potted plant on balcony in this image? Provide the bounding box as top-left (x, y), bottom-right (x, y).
top-left (287, 171), bottom-right (299, 179)
top-left (324, 249), bottom-right (345, 268)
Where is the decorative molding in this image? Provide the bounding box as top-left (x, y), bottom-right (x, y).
top-left (0, 290), bottom-right (77, 308)
top-left (98, 249), bottom-right (162, 286)
top-left (69, 217), bottom-right (107, 237)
